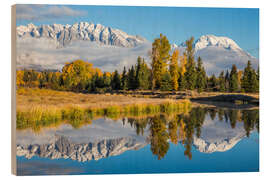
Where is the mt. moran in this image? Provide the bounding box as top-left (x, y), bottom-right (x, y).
top-left (16, 22), bottom-right (258, 74)
top-left (17, 22), bottom-right (147, 48)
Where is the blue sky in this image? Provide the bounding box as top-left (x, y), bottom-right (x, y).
top-left (16, 5), bottom-right (259, 58)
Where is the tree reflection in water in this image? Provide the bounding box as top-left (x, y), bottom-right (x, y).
top-left (123, 107), bottom-right (259, 160)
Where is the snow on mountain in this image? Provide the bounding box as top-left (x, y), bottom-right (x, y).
top-left (16, 118), bottom-right (148, 162)
top-left (180, 35), bottom-right (241, 51)
top-left (192, 113), bottom-right (248, 153)
top-left (17, 22), bottom-right (148, 48)
top-left (177, 35), bottom-right (258, 75)
top-left (16, 25), bottom-right (258, 75)
top-left (16, 114), bottom-right (252, 161)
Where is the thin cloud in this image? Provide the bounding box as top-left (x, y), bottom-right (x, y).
top-left (16, 37), bottom-right (152, 72)
top-left (16, 4), bottom-right (87, 21)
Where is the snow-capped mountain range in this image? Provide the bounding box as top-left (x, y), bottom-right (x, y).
top-left (16, 22), bottom-right (258, 75)
top-left (16, 113), bottom-right (256, 162)
top-left (17, 22), bottom-right (147, 48)
top-left (178, 35), bottom-right (241, 51)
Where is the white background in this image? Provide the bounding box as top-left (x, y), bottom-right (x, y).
top-left (1, 0), bottom-right (269, 179)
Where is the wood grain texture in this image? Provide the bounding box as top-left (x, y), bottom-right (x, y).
top-left (11, 4), bottom-right (17, 176)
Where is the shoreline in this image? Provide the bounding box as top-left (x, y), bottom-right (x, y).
top-left (17, 88), bottom-right (259, 111)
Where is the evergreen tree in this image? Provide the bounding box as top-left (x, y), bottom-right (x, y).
top-left (121, 67), bottom-right (128, 90)
top-left (89, 72), bottom-right (99, 92)
top-left (128, 65), bottom-right (136, 90)
top-left (218, 71), bottom-right (226, 92)
top-left (184, 37), bottom-right (197, 90)
top-left (151, 34), bottom-right (171, 89)
top-left (209, 74), bottom-right (218, 91)
top-left (160, 72), bottom-right (173, 91)
top-left (178, 73), bottom-right (187, 91)
top-left (135, 57), bottom-right (151, 90)
top-left (229, 64), bottom-right (239, 92)
top-left (102, 72), bottom-right (111, 89)
top-left (169, 50), bottom-right (180, 91)
top-left (111, 70), bottom-right (121, 90)
top-left (225, 70), bottom-right (230, 92)
top-left (135, 56), bottom-right (142, 89)
top-left (241, 61), bottom-right (259, 92)
top-left (250, 69), bottom-right (259, 92)
top-left (195, 56), bottom-right (207, 93)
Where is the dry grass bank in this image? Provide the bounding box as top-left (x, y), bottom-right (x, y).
top-left (16, 88), bottom-right (191, 131)
top-left (16, 88), bottom-right (190, 111)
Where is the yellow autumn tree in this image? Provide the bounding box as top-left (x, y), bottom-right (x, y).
top-left (16, 70), bottom-right (25, 87)
top-left (237, 70), bottom-right (243, 90)
top-left (61, 60), bottom-right (97, 89)
top-left (170, 49), bottom-right (180, 90)
top-left (179, 52), bottom-right (187, 76)
top-left (178, 118), bottom-right (186, 144)
top-left (168, 119), bottom-right (178, 144)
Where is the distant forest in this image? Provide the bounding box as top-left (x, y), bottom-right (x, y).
top-left (16, 34), bottom-right (259, 93)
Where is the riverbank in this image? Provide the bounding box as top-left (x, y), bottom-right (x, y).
top-left (16, 88), bottom-right (260, 131)
top-left (16, 88), bottom-right (191, 130)
top-left (17, 88), bottom-right (191, 111)
top-left (17, 88), bottom-right (259, 111)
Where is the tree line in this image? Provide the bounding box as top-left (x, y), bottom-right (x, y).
top-left (16, 34), bottom-right (259, 93)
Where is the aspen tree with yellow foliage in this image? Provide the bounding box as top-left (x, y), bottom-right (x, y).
top-left (170, 49), bottom-right (180, 90)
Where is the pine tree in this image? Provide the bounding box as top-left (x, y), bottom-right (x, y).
top-left (135, 57), bottom-right (151, 90)
top-left (218, 71), bottom-right (226, 92)
top-left (229, 64), bottom-right (239, 92)
top-left (250, 69), bottom-right (259, 92)
top-left (184, 37), bottom-right (197, 90)
top-left (135, 56), bottom-right (142, 89)
top-left (225, 70), bottom-right (230, 92)
top-left (195, 56), bottom-right (207, 93)
top-left (178, 73), bottom-right (187, 91)
top-left (170, 50), bottom-right (180, 90)
top-left (241, 61), bottom-right (259, 92)
top-left (209, 74), bottom-right (218, 91)
top-left (111, 70), bottom-right (121, 90)
top-left (151, 34), bottom-right (171, 89)
top-left (121, 66), bottom-right (128, 90)
top-left (128, 65), bottom-right (136, 90)
top-left (102, 72), bottom-right (111, 89)
top-left (160, 72), bottom-right (173, 91)
top-left (241, 61), bottom-right (252, 92)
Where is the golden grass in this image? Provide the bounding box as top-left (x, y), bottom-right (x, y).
top-left (16, 88), bottom-right (191, 132)
top-left (17, 88), bottom-right (190, 111)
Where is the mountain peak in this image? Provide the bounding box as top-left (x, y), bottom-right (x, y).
top-left (16, 22), bottom-right (148, 48)
top-left (194, 34), bottom-right (241, 51)
top-left (179, 34), bottom-right (241, 52)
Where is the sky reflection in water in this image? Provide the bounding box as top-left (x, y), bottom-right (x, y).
top-left (16, 107), bottom-right (259, 175)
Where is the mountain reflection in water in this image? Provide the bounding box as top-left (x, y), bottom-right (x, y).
top-left (16, 107), bottom-right (259, 162)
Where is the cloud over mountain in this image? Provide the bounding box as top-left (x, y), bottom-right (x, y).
top-left (16, 22), bottom-right (258, 75)
top-left (17, 37), bottom-right (151, 72)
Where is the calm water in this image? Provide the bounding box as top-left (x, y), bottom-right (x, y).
top-left (16, 107), bottom-right (259, 175)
